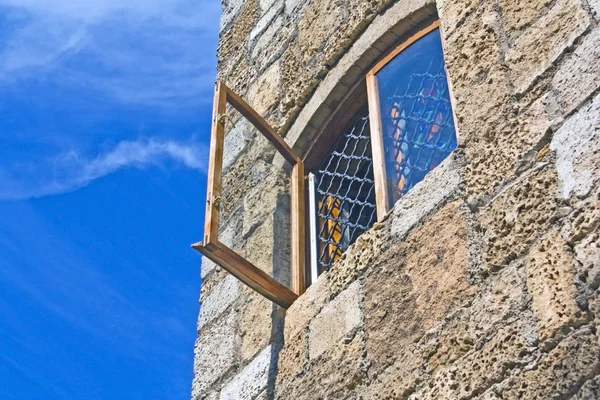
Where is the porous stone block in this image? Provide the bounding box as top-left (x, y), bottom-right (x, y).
top-left (275, 332), bottom-right (364, 399)
top-left (526, 230), bottom-right (588, 347)
top-left (502, 329), bottom-right (600, 399)
top-left (500, 0), bottom-right (551, 36)
top-left (277, 330), bottom-right (307, 381)
top-left (195, 310), bottom-right (240, 394)
top-left (390, 156), bottom-right (461, 239)
top-left (220, 0), bottom-right (248, 32)
top-left (219, 345), bottom-right (271, 400)
top-left (240, 292), bottom-right (273, 361)
top-left (551, 91), bottom-right (600, 199)
top-left (284, 273), bottom-right (330, 341)
top-left (244, 212), bottom-right (290, 281)
top-left (223, 119), bottom-right (256, 173)
top-left (482, 166), bottom-right (559, 271)
top-left (591, 0), bottom-right (600, 20)
top-left (297, 0), bottom-right (344, 63)
top-left (245, 60), bottom-right (282, 116)
top-left (506, 0), bottom-right (589, 94)
top-left (409, 320), bottom-right (534, 400)
top-left (201, 256), bottom-right (217, 280)
top-left (553, 28), bottom-right (600, 114)
top-left (364, 201), bottom-right (475, 373)
top-left (308, 280), bottom-right (361, 360)
top-left (249, 0), bottom-right (283, 44)
top-left (437, 0), bottom-right (480, 37)
top-left (218, 0), bottom-right (257, 76)
top-left (199, 274), bottom-right (241, 328)
top-left (574, 376), bottom-right (600, 399)
top-left (358, 343), bottom-right (425, 399)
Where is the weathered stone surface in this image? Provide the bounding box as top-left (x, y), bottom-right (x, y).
top-left (201, 255), bottom-right (217, 280)
top-left (218, 0), bottom-right (257, 76)
top-left (276, 332), bottom-right (365, 399)
top-left (223, 119), bottom-right (256, 173)
top-left (500, 0), bottom-right (551, 36)
top-left (553, 28), bottom-right (600, 114)
top-left (220, 345), bottom-right (271, 400)
top-left (246, 60), bottom-right (282, 116)
top-left (591, 0), bottom-right (600, 20)
top-left (309, 280), bottom-right (361, 360)
top-left (297, 0), bottom-right (344, 63)
top-left (284, 272), bottom-right (329, 341)
top-left (240, 292), bottom-right (272, 361)
top-left (220, 0), bottom-right (248, 32)
top-left (364, 201), bottom-right (475, 373)
top-left (390, 156), bottom-right (462, 239)
top-left (277, 330), bottom-right (306, 381)
top-left (574, 376), bottom-right (600, 400)
top-left (437, 0), bottom-right (479, 36)
top-left (358, 343), bottom-right (425, 399)
top-left (526, 230), bottom-right (588, 347)
top-left (482, 165), bottom-right (559, 271)
top-left (506, 0), bottom-right (589, 94)
top-left (502, 329), bottom-right (600, 399)
top-left (195, 310), bottom-right (240, 394)
top-left (199, 274), bottom-right (241, 328)
top-left (551, 91), bottom-right (600, 199)
top-left (410, 320), bottom-right (534, 400)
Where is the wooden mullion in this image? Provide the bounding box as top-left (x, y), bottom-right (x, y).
top-left (204, 82), bottom-right (228, 243)
top-left (366, 73), bottom-right (390, 221)
top-left (291, 162), bottom-right (306, 296)
top-left (193, 241), bottom-right (298, 308)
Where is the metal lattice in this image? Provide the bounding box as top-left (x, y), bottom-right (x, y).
top-left (383, 59), bottom-right (457, 204)
top-left (314, 110), bottom-right (377, 273)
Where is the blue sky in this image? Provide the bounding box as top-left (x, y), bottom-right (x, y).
top-left (0, 0), bottom-right (219, 398)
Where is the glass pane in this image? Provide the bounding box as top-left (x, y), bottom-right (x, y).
top-left (314, 108), bottom-right (376, 274)
top-left (375, 28), bottom-right (457, 205)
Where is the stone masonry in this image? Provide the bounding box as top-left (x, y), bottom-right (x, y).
top-left (193, 0), bottom-right (600, 398)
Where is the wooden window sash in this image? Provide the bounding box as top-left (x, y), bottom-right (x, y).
top-left (192, 82), bottom-right (306, 309)
top-left (365, 20), bottom-right (442, 222)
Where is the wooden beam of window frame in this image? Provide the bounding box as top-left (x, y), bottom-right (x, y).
top-left (193, 82), bottom-right (306, 309)
top-left (366, 20), bottom-right (441, 222)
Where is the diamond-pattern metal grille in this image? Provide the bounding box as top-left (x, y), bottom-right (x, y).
top-left (314, 110), bottom-right (377, 273)
top-left (382, 59), bottom-right (457, 204)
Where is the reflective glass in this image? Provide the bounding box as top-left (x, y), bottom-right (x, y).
top-left (375, 28), bottom-right (457, 205)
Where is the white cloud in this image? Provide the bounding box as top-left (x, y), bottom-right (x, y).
top-left (0, 137), bottom-right (208, 200)
top-left (0, 0), bottom-right (220, 106)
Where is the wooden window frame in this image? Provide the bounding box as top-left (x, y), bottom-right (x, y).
top-left (192, 82), bottom-right (306, 309)
top-left (366, 20), bottom-right (447, 222)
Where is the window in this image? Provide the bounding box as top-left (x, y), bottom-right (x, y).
top-left (195, 20), bottom-right (457, 306)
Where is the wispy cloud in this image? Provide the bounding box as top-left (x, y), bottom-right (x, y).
top-left (0, 0), bottom-right (220, 106)
top-left (0, 137), bottom-right (208, 200)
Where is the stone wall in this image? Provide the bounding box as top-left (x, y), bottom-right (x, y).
top-left (193, 0), bottom-right (600, 398)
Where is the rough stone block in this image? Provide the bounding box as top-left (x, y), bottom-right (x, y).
top-left (551, 91), bottom-right (600, 199)
top-left (245, 60), bottom-right (282, 116)
top-left (240, 292), bottom-right (273, 361)
top-left (220, 345), bottom-right (272, 400)
top-left (502, 329), bottom-right (600, 399)
top-left (249, 0), bottom-right (283, 45)
top-left (199, 275), bottom-right (241, 328)
top-left (482, 165), bottom-right (559, 271)
top-left (553, 28), bottom-right (600, 114)
top-left (409, 320), bottom-right (534, 400)
top-left (220, 0), bottom-right (248, 32)
top-left (223, 119), bottom-right (256, 173)
top-left (195, 310), bottom-right (240, 394)
top-left (437, 0), bottom-right (479, 37)
top-left (218, 0), bottom-right (257, 76)
top-left (284, 273), bottom-right (330, 342)
top-left (358, 343), bottom-right (425, 399)
top-left (526, 230), bottom-right (588, 346)
top-left (500, 0), bottom-right (551, 36)
top-left (390, 155), bottom-right (461, 239)
top-left (364, 201), bottom-right (476, 373)
top-left (275, 332), bottom-right (364, 399)
top-left (298, 0), bottom-right (343, 63)
top-left (574, 376), bottom-right (600, 400)
top-left (277, 330), bottom-right (307, 381)
top-left (308, 280), bottom-right (361, 360)
top-left (591, 0), bottom-right (600, 20)
top-left (506, 0), bottom-right (589, 94)
top-left (201, 255), bottom-right (217, 280)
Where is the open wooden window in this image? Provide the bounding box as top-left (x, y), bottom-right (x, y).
top-left (192, 82), bottom-right (306, 309)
